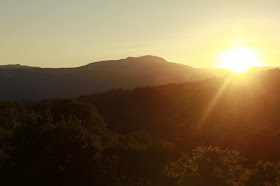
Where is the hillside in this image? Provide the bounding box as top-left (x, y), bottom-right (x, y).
top-left (79, 69), bottom-right (280, 161)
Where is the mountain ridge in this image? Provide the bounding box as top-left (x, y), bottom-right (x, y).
top-left (0, 55), bottom-right (275, 101)
top-left (0, 55), bottom-right (226, 100)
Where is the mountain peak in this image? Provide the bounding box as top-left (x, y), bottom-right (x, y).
top-left (84, 55), bottom-right (168, 68)
top-left (123, 55), bottom-right (167, 63)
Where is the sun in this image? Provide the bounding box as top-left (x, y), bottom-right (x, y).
top-left (219, 48), bottom-right (262, 73)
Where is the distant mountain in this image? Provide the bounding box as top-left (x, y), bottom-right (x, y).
top-left (0, 55), bottom-right (229, 100)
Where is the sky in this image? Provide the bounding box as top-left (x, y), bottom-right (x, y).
top-left (1, 0), bottom-right (280, 68)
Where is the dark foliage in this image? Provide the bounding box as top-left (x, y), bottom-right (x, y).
top-left (0, 99), bottom-right (173, 185)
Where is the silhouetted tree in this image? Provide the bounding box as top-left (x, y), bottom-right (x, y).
top-left (164, 146), bottom-right (248, 185)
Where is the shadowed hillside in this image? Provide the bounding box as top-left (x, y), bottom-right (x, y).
top-left (79, 69), bottom-right (280, 162)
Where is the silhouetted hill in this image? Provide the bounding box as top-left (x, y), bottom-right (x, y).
top-left (0, 56), bottom-right (227, 100)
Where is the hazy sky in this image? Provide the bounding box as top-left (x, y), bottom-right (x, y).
top-left (1, 0), bottom-right (280, 67)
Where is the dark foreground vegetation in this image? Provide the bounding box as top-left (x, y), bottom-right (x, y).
top-left (1, 70), bottom-right (280, 185)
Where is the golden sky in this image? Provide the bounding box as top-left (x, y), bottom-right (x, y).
top-left (1, 0), bottom-right (280, 68)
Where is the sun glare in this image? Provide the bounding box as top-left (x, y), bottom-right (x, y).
top-left (219, 48), bottom-right (262, 73)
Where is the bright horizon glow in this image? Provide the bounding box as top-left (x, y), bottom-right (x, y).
top-left (219, 48), bottom-right (263, 73)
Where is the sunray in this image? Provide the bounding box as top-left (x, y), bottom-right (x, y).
top-left (197, 75), bottom-right (233, 129)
